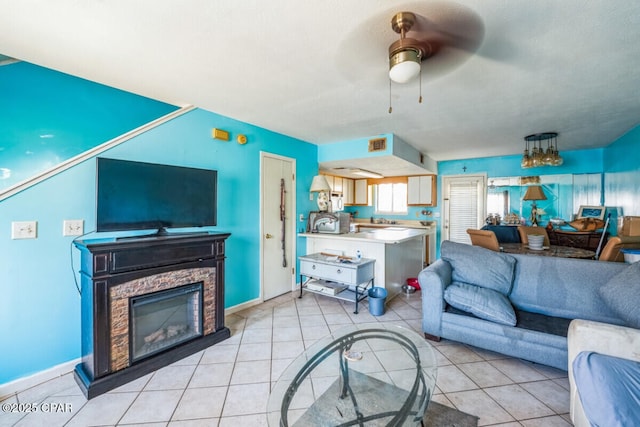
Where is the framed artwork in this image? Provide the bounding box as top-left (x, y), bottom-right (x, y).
top-left (577, 205), bottom-right (606, 220)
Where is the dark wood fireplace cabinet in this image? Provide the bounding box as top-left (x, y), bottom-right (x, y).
top-left (73, 232), bottom-right (231, 399)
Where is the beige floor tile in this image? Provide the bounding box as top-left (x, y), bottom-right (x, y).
top-left (237, 342), bottom-right (273, 361)
top-left (189, 363), bottom-right (234, 388)
top-left (169, 418), bottom-right (219, 426)
top-left (457, 361), bottom-right (514, 388)
top-left (323, 312), bottom-right (353, 325)
top-left (221, 383), bottom-right (270, 417)
top-left (144, 364), bottom-right (196, 391)
top-left (218, 413), bottom-right (269, 426)
top-left (271, 358), bottom-right (294, 381)
top-left (446, 389), bottom-right (515, 426)
top-left (437, 342), bottom-right (484, 364)
top-left (200, 343), bottom-right (239, 364)
top-left (484, 384), bottom-right (555, 420)
top-left (119, 389), bottom-right (183, 424)
top-left (272, 340), bottom-right (304, 360)
top-left (240, 328), bottom-right (273, 344)
top-left (300, 324), bottom-right (331, 341)
top-left (171, 386), bottom-right (227, 420)
top-left (230, 360), bottom-right (271, 384)
top-left (272, 327), bottom-right (303, 342)
top-left (298, 314), bottom-right (326, 327)
top-left (244, 313), bottom-right (273, 329)
top-left (272, 315), bottom-right (299, 328)
top-left (435, 365), bottom-right (479, 393)
top-left (520, 379), bottom-right (570, 414)
top-left (520, 415), bottom-right (573, 426)
top-left (489, 358), bottom-right (549, 383)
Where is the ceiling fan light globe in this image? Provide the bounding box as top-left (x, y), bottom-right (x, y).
top-left (389, 50), bottom-right (421, 83)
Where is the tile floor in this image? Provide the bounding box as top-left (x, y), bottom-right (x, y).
top-left (1, 291), bottom-right (573, 426)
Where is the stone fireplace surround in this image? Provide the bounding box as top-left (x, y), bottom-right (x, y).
top-left (110, 267), bottom-right (214, 372)
top-left (73, 233), bottom-right (230, 399)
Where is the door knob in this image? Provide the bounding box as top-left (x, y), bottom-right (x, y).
top-left (265, 233), bottom-right (274, 239)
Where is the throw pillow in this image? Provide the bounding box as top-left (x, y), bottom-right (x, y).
top-left (441, 240), bottom-right (517, 295)
top-left (598, 261), bottom-right (640, 328)
top-left (444, 281), bottom-right (517, 326)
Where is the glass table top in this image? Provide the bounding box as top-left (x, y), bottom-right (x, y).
top-left (267, 324), bottom-right (437, 426)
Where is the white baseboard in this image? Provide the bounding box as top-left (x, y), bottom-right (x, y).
top-left (0, 358), bottom-right (79, 401)
top-left (224, 297), bottom-right (263, 315)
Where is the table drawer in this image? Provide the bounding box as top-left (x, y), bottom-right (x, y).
top-left (300, 260), bottom-right (356, 285)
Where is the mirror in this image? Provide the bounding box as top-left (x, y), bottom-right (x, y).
top-left (487, 173), bottom-right (601, 225)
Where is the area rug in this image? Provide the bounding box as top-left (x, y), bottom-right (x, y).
top-left (423, 401), bottom-right (479, 427)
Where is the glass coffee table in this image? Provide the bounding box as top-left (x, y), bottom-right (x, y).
top-left (267, 324), bottom-right (437, 426)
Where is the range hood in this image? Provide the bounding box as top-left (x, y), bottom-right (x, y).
top-left (318, 134), bottom-right (437, 178)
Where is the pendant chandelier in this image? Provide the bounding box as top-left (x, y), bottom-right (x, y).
top-left (521, 132), bottom-right (563, 168)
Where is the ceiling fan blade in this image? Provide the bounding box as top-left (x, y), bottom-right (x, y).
top-left (335, 1), bottom-right (488, 84)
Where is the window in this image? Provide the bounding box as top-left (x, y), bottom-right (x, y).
top-left (487, 190), bottom-right (509, 217)
top-left (375, 182), bottom-right (407, 214)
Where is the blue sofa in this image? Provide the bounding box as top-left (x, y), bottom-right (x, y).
top-left (419, 240), bottom-right (631, 370)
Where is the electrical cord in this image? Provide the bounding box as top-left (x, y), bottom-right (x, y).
top-left (70, 230), bottom-right (95, 296)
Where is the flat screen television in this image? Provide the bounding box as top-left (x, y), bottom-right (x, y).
top-left (96, 157), bottom-right (217, 235)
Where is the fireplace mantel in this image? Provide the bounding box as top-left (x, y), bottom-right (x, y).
top-left (73, 232), bottom-right (231, 398)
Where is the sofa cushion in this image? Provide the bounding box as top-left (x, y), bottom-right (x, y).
top-left (573, 351), bottom-right (640, 426)
top-left (598, 261), bottom-right (640, 328)
top-left (441, 240), bottom-right (516, 295)
top-left (444, 282), bottom-right (517, 326)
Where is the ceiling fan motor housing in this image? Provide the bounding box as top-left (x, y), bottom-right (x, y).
top-left (388, 11), bottom-right (432, 82)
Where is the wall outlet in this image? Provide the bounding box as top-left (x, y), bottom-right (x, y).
top-left (299, 214), bottom-right (305, 222)
top-left (63, 219), bottom-right (84, 236)
top-left (11, 221), bottom-right (37, 239)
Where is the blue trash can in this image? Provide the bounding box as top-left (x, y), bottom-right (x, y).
top-left (368, 287), bottom-right (387, 316)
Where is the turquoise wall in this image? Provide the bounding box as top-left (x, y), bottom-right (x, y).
top-left (0, 62), bottom-right (178, 190)
top-left (603, 126), bottom-right (640, 219)
top-left (0, 72), bottom-right (317, 385)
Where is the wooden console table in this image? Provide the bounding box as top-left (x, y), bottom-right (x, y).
top-left (299, 253), bottom-right (375, 314)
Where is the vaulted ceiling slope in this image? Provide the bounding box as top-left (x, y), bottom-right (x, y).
top-left (2, 1), bottom-right (639, 161)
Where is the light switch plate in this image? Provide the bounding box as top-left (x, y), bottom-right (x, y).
top-left (63, 219), bottom-right (84, 236)
top-left (12, 221), bottom-right (37, 239)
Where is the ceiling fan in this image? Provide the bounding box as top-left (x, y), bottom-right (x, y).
top-left (336, 2), bottom-right (485, 86)
top-left (386, 7), bottom-right (484, 85)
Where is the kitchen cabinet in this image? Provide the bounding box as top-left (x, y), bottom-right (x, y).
top-left (407, 175), bottom-right (436, 206)
top-left (333, 177), bottom-right (343, 193)
top-left (354, 179), bottom-right (369, 205)
top-left (343, 178), bottom-right (354, 205)
top-left (322, 174), bottom-right (335, 192)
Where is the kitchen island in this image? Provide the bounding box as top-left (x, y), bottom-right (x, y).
top-left (299, 227), bottom-right (428, 300)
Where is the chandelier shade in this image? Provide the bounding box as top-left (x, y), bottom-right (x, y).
top-left (521, 132), bottom-right (562, 168)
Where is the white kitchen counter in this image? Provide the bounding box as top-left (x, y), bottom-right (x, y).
top-left (298, 227), bottom-right (428, 244)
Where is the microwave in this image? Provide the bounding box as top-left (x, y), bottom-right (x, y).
top-left (308, 211), bottom-right (350, 234)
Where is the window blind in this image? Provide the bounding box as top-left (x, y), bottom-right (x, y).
top-left (446, 177), bottom-right (484, 243)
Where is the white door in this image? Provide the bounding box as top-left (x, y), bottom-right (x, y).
top-left (261, 153), bottom-right (296, 300)
top-left (442, 175), bottom-right (486, 243)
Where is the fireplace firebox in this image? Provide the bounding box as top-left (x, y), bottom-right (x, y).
top-left (73, 233), bottom-right (230, 399)
top-left (130, 282), bottom-right (203, 363)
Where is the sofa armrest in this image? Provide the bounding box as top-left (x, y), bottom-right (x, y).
top-left (418, 259), bottom-right (452, 339)
top-left (568, 319), bottom-right (640, 426)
